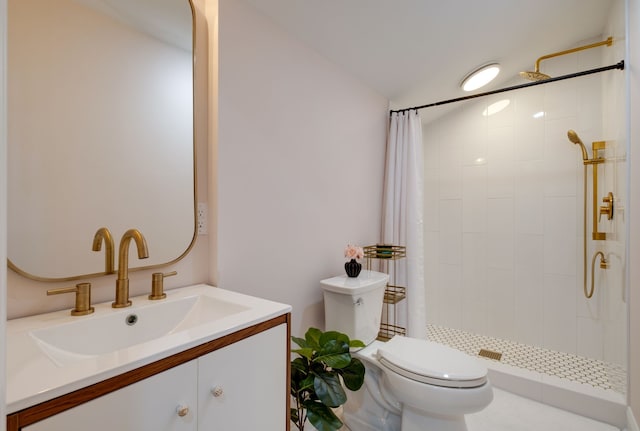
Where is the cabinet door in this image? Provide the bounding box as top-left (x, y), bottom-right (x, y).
top-left (198, 324), bottom-right (287, 430)
top-left (25, 361), bottom-right (198, 431)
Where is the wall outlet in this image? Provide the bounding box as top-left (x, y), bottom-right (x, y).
top-left (197, 202), bottom-right (208, 235)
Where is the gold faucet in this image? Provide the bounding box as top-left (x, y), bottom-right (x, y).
top-left (47, 282), bottom-right (94, 316)
top-left (149, 271), bottom-right (177, 300)
top-left (114, 229), bottom-right (149, 308)
top-left (92, 227), bottom-right (115, 274)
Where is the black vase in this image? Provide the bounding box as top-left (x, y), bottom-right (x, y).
top-left (344, 259), bottom-right (362, 278)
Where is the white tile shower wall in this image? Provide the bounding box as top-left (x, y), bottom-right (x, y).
top-left (423, 40), bottom-right (626, 371)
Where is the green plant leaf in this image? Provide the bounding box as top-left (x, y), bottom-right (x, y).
top-left (300, 375), bottom-right (315, 392)
top-left (291, 358), bottom-right (308, 391)
top-left (339, 358), bottom-right (366, 391)
top-left (319, 330), bottom-right (349, 346)
top-left (304, 401), bottom-right (343, 431)
top-left (291, 357), bottom-right (309, 372)
top-left (313, 371), bottom-right (347, 407)
top-left (309, 361), bottom-right (327, 375)
top-left (291, 336), bottom-right (309, 348)
top-left (315, 340), bottom-right (351, 368)
top-left (292, 347), bottom-right (314, 360)
top-left (349, 339), bottom-right (366, 349)
top-left (304, 327), bottom-right (322, 349)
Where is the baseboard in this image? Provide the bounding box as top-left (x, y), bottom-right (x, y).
top-left (628, 407), bottom-right (639, 431)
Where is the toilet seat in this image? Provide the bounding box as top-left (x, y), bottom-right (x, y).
top-left (377, 336), bottom-right (488, 388)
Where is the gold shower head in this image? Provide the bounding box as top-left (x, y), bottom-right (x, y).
top-left (519, 70), bottom-right (551, 81)
top-left (521, 37), bottom-right (613, 82)
top-left (567, 129), bottom-right (589, 162)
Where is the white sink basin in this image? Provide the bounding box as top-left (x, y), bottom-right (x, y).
top-left (30, 294), bottom-right (249, 358)
top-left (7, 284), bottom-right (291, 413)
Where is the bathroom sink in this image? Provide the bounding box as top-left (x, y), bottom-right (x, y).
top-left (7, 284), bottom-right (291, 413)
top-left (30, 292), bottom-right (250, 359)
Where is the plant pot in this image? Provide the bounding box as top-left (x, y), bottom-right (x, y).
top-left (344, 259), bottom-right (362, 278)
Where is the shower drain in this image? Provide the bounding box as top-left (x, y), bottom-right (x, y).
top-left (478, 348), bottom-right (502, 361)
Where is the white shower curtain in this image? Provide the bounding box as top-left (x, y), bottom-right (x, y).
top-left (382, 110), bottom-right (425, 338)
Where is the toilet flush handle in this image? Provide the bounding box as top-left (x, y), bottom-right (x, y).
top-left (354, 298), bottom-right (363, 306)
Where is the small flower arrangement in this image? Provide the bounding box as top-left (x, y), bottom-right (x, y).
top-left (344, 244), bottom-right (364, 261)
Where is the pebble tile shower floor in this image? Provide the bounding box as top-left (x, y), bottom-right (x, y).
top-left (426, 324), bottom-right (626, 394)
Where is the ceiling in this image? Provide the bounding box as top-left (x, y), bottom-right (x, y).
top-left (243, 0), bottom-right (616, 122)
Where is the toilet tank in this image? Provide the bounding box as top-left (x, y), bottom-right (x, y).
top-left (321, 270), bottom-right (389, 346)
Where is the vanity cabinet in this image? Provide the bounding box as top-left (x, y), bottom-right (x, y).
top-left (8, 315), bottom-right (290, 431)
top-left (198, 323), bottom-right (286, 429)
top-left (24, 361), bottom-right (198, 431)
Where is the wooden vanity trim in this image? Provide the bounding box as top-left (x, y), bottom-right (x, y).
top-left (7, 313), bottom-right (291, 431)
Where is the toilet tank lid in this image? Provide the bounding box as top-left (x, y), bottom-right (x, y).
top-left (320, 270), bottom-right (389, 295)
top-left (377, 336), bottom-right (488, 384)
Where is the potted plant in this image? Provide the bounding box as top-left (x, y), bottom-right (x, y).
top-left (290, 327), bottom-right (366, 431)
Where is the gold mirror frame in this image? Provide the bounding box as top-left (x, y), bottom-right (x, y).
top-left (7, 0), bottom-right (201, 282)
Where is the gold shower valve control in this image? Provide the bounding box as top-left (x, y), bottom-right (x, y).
top-left (599, 192), bottom-right (614, 222)
top-left (47, 282), bottom-right (94, 316)
top-left (149, 270), bottom-right (177, 300)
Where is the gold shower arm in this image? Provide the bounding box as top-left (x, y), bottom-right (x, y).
top-left (534, 37), bottom-right (613, 73)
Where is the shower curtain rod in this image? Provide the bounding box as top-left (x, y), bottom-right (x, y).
top-left (390, 60), bottom-right (625, 115)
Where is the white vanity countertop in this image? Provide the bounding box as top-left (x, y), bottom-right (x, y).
top-left (6, 284), bottom-right (291, 413)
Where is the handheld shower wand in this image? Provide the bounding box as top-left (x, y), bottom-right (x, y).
top-left (567, 128), bottom-right (612, 299)
top-left (567, 129), bottom-right (589, 163)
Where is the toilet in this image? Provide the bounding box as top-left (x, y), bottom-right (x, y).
top-left (321, 270), bottom-right (493, 431)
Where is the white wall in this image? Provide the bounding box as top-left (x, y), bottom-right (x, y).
top-left (423, 32), bottom-right (627, 367)
top-left (217, 0), bottom-right (388, 337)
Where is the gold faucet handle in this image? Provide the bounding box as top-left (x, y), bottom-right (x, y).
top-left (149, 271), bottom-right (177, 300)
top-left (599, 192), bottom-right (614, 222)
top-left (47, 282), bottom-right (95, 316)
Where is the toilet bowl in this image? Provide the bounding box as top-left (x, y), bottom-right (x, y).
top-left (321, 270), bottom-right (493, 431)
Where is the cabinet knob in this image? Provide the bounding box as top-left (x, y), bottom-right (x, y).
top-left (211, 386), bottom-right (224, 397)
top-left (176, 405), bottom-right (189, 417)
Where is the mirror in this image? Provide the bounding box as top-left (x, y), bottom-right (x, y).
top-left (7, 0), bottom-right (196, 281)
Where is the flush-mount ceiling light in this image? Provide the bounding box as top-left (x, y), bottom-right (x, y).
top-left (461, 63), bottom-right (500, 92)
